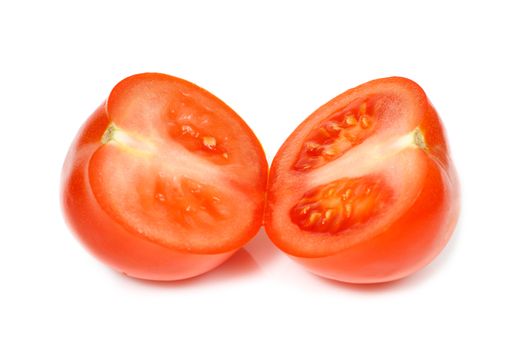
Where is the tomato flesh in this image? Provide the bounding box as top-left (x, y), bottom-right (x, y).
top-left (265, 77), bottom-right (460, 283)
top-left (62, 73), bottom-right (267, 280)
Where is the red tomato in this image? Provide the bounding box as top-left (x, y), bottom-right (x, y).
top-left (265, 77), bottom-right (460, 283)
top-left (61, 73), bottom-right (267, 281)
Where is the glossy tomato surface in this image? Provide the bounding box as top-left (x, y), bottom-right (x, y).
top-left (62, 73), bottom-right (267, 281)
top-left (265, 77), bottom-right (460, 283)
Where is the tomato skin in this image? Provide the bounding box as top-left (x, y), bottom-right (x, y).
top-left (265, 77), bottom-right (460, 283)
top-left (62, 105), bottom-right (236, 281)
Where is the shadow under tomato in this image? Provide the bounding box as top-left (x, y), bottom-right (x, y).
top-left (316, 214), bottom-right (463, 293)
top-left (244, 227), bottom-right (281, 267)
top-left (113, 247), bottom-right (261, 289)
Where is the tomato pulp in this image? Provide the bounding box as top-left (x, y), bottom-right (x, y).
top-left (265, 77), bottom-right (460, 283)
top-left (61, 73), bottom-right (267, 281)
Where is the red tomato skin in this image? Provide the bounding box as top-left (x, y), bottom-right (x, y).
top-left (266, 81), bottom-right (460, 283)
top-left (62, 105), bottom-right (235, 281)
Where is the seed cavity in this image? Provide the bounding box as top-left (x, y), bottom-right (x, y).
top-left (319, 127), bottom-right (331, 138)
top-left (359, 103), bottom-right (367, 115)
top-left (168, 119), bottom-right (230, 164)
top-left (290, 177), bottom-right (391, 233)
top-left (293, 99), bottom-right (376, 171)
top-left (153, 176), bottom-right (228, 225)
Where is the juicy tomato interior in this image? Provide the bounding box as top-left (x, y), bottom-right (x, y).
top-left (89, 73), bottom-right (267, 254)
top-left (266, 78), bottom-right (434, 258)
top-left (290, 176), bottom-right (393, 234)
top-left (293, 99), bottom-right (377, 171)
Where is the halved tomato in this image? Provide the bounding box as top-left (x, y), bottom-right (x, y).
top-left (265, 77), bottom-right (460, 283)
top-left (61, 73), bottom-right (267, 281)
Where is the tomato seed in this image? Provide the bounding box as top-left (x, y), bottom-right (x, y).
top-left (344, 114), bottom-right (357, 126)
top-left (202, 136), bottom-right (217, 149)
top-left (181, 124), bottom-right (198, 137)
top-left (308, 212), bottom-right (322, 224)
top-left (360, 116), bottom-right (370, 129)
top-left (155, 193), bottom-right (166, 202)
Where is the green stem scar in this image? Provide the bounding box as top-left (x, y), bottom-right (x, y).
top-left (101, 122), bottom-right (155, 156)
top-left (101, 123), bottom-right (117, 144)
top-left (413, 127), bottom-right (428, 151)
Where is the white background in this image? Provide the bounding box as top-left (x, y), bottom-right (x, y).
top-left (1, 1), bottom-right (524, 349)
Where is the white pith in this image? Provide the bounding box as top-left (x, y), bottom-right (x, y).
top-left (307, 127), bottom-right (425, 187)
top-left (101, 122), bottom-right (236, 190)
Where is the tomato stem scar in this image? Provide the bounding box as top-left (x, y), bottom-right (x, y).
top-left (101, 122), bottom-right (155, 156)
top-left (101, 123), bottom-right (117, 144)
top-left (413, 127), bottom-right (428, 150)
top-left (390, 127), bottom-right (428, 151)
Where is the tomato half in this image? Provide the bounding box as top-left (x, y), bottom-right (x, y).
top-left (61, 73), bottom-right (267, 281)
top-left (265, 77), bottom-right (460, 283)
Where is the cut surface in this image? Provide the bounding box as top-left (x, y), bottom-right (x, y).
top-left (293, 100), bottom-right (377, 171)
top-left (89, 73), bottom-right (267, 254)
top-left (290, 176), bottom-right (393, 233)
top-left (266, 77), bottom-right (431, 257)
